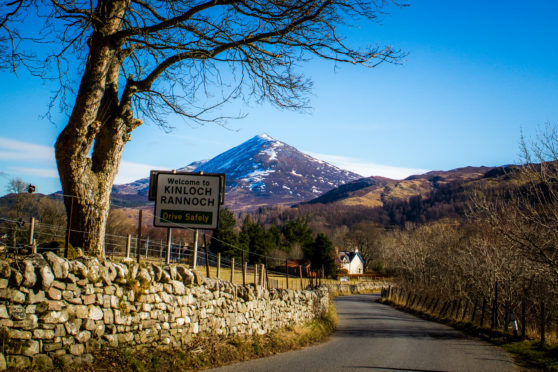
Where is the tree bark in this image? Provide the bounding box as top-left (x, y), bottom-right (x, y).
top-left (54, 0), bottom-right (136, 257)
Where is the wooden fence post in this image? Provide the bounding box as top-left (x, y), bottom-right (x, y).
top-left (431, 298), bottom-right (439, 314)
top-left (243, 261), bottom-right (247, 286)
top-left (441, 301), bottom-right (450, 317)
top-left (230, 257), bottom-right (235, 283)
top-left (125, 234), bottom-right (131, 258)
top-left (480, 298), bottom-right (487, 327)
top-left (504, 301), bottom-right (510, 333)
top-left (461, 300), bottom-right (468, 321)
top-left (265, 257), bottom-right (269, 289)
top-left (177, 242), bottom-right (182, 263)
top-left (455, 299), bottom-right (462, 319)
top-left (446, 301), bottom-right (454, 317)
top-left (438, 301), bottom-right (445, 316)
top-left (299, 265), bottom-right (303, 289)
top-left (242, 252), bottom-right (246, 285)
top-left (28, 217), bottom-right (35, 246)
top-left (471, 299), bottom-right (478, 323)
top-left (192, 229), bottom-right (199, 270)
top-left (491, 281), bottom-right (499, 329)
top-left (405, 292), bottom-right (412, 307)
top-left (217, 253), bottom-right (221, 279)
top-left (204, 235), bottom-right (210, 278)
top-left (136, 210), bottom-right (142, 264)
top-left (425, 297), bottom-right (433, 312)
top-left (540, 302), bottom-right (546, 346)
top-left (64, 196), bottom-right (74, 259)
top-left (521, 299), bottom-right (526, 340)
top-left (254, 263), bottom-right (258, 285)
top-left (165, 228), bottom-right (172, 265)
top-left (420, 296), bottom-right (429, 310)
top-left (427, 297), bottom-right (433, 312)
top-left (145, 237), bottom-right (149, 258)
top-left (260, 264), bottom-right (265, 287)
top-left (285, 259), bottom-right (289, 289)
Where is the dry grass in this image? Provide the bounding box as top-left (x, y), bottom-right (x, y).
top-left (195, 266), bottom-right (341, 289)
top-left (340, 189), bottom-right (384, 208)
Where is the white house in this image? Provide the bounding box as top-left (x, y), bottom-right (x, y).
top-left (338, 249), bottom-right (365, 274)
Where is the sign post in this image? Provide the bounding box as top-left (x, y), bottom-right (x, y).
top-left (150, 171), bottom-right (224, 270)
top-left (166, 228), bottom-right (172, 265)
top-left (152, 172), bottom-right (223, 230)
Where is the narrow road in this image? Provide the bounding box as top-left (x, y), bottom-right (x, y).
top-left (208, 294), bottom-right (517, 372)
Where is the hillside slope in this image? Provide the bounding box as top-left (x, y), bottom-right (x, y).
top-left (111, 134), bottom-right (362, 210)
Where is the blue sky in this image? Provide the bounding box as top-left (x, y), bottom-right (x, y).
top-left (1, 1), bottom-right (558, 195)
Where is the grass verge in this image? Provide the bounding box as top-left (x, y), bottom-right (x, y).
top-left (58, 304), bottom-right (338, 372)
top-left (379, 298), bottom-right (558, 371)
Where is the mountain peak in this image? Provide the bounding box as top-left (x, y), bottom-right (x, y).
top-left (256, 133), bottom-right (274, 141)
top-left (111, 135), bottom-right (362, 211)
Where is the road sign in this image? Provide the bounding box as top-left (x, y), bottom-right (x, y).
top-left (152, 172), bottom-right (224, 229)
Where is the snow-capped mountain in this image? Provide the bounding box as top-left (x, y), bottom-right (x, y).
top-left (111, 134), bottom-right (362, 210)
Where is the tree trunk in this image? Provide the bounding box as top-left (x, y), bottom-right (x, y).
top-left (54, 0), bottom-right (136, 257)
top-left (56, 134), bottom-right (123, 256)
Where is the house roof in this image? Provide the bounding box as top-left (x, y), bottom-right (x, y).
top-left (339, 251), bottom-right (365, 265)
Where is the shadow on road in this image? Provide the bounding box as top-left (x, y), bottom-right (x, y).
top-left (334, 327), bottom-right (465, 340)
top-left (334, 295), bottom-right (465, 340)
top-left (342, 366), bottom-right (447, 372)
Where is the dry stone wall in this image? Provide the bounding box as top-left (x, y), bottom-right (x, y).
top-left (0, 253), bottom-right (329, 370)
top-left (325, 281), bottom-right (391, 295)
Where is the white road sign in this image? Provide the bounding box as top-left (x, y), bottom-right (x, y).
top-left (153, 172), bottom-right (223, 229)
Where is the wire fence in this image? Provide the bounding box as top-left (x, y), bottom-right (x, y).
top-left (381, 285), bottom-right (558, 346)
top-left (0, 210), bottom-right (360, 290)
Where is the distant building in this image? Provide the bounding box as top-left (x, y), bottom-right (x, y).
top-left (338, 249), bottom-right (365, 274)
top-left (280, 259), bottom-right (312, 276)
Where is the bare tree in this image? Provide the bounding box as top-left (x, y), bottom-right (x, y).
top-left (2, 1), bottom-right (403, 256)
top-left (6, 177), bottom-right (27, 194)
top-left (0, 0), bottom-right (26, 71)
top-left (470, 123), bottom-right (558, 281)
top-left (6, 177), bottom-right (30, 218)
top-left (344, 221), bottom-right (381, 272)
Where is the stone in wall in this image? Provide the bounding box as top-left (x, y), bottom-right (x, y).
top-left (0, 252), bottom-right (329, 370)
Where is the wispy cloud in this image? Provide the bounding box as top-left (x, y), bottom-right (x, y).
top-left (115, 160), bottom-right (165, 184)
top-left (10, 167), bottom-right (59, 178)
top-left (0, 137), bottom-right (55, 162)
top-left (305, 151), bottom-right (429, 180)
top-left (0, 136), bottom-right (162, 185)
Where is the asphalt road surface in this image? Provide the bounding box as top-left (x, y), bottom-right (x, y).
top-left (208, 294), bottom-right (517, 372)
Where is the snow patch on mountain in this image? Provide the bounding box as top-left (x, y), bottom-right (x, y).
top-left (111, 133), bottom-right (362, 210)
top-left (176, 160), bottom-right (208, 172)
